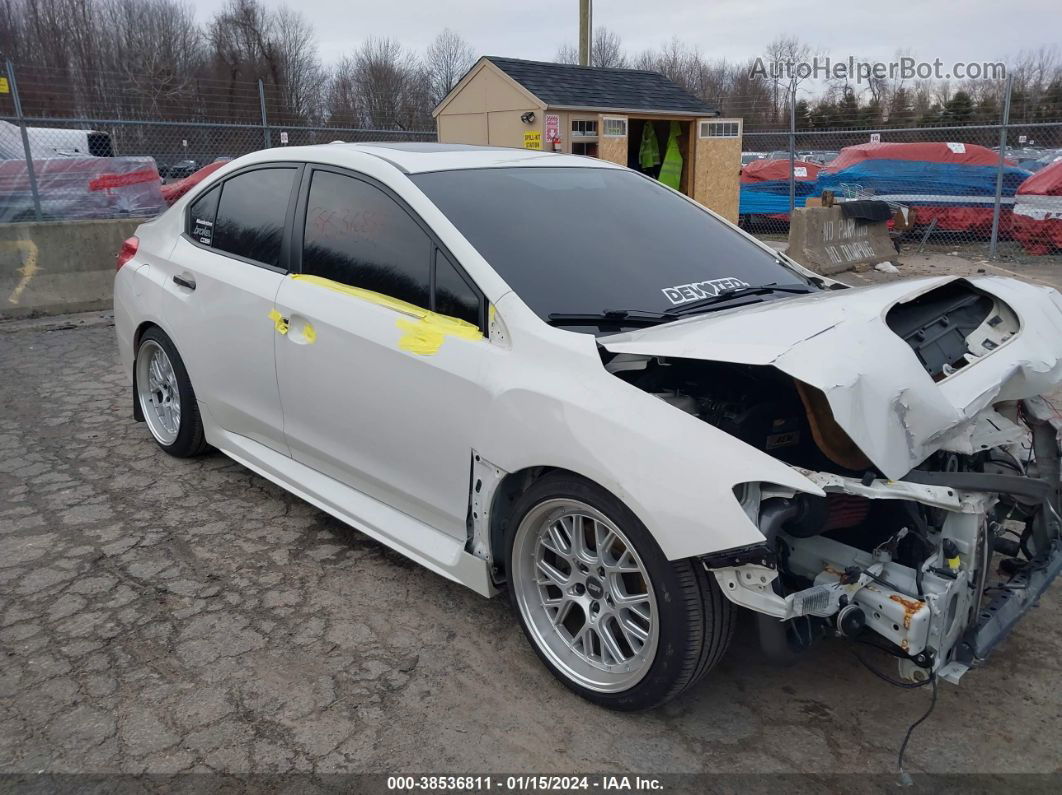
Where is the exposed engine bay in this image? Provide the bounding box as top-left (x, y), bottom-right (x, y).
top-left (601, 279), bottom-right (1062, 685)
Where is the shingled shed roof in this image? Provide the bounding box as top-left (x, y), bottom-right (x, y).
top-left (481, 56), bottom-right (718, 116)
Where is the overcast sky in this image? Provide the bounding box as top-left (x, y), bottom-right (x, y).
top-left (190, 0), bottom-right (1061, 71)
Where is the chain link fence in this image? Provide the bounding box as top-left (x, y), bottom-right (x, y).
top-left (740, 124), bottom-right (1062, 262)
top-left (2, 61), bottom-right (1062, 264)
top-left (733, 80), bottom-right (1062, 262)
top-left (0, 61), bottom-right (435, 224)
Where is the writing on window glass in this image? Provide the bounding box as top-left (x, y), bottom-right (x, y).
top-left (308, 205), bottom-right (384, 242)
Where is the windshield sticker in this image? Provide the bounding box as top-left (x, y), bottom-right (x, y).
top-left (662, 277), bottom-right (751, 305)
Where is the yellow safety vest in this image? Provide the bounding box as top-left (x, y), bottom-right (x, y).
top-left (658, 121), bottom-right (683, 190)
top-left (639, 123), bottom-right (661, 170)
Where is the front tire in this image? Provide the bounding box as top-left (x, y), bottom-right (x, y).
top-left (135, 327), bottom-right (208, 458)
top-left (505, 473), bottom-right (734, 711)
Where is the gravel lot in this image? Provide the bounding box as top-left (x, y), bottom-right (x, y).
top-left (2, 258), bottom-right (1062, 779)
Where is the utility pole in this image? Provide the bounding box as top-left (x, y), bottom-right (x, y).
top-left (788, 82), bottom-right (797, 215)
top-left (989, 74), bottom-right (1013, 260)
top-left (579, 0), bottom-right (592, 66)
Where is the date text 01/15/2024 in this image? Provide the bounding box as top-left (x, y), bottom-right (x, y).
top-left (385, 775), bottom-right (664, 791)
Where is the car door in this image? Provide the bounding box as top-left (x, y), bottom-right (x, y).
top-left (164, 163), bottom-right (301, 454)
top-left (272, 166), bottom-right (492, 539)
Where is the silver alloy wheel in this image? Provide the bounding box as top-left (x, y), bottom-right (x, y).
top-left (512, 499), bottom-right (659, 693)
top-left (136, 339), bottom-right (181, 446)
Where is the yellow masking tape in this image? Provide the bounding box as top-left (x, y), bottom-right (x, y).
top-left (292, 274), bottom-right (429, 317)
top-left (303, 323), bottom-right (317, 344)
top-left (289, 273), bottom-right (483, 355)
top-left (395, 314), bottom-right (483, 355)
top-left (268, 308), bottom-right (289, 335)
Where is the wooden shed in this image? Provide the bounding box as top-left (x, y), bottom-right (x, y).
top-left (433, 56), bottom-right (744, 222)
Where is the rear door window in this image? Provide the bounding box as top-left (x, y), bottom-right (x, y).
top-left (211, 167), bottom-right (296, 268)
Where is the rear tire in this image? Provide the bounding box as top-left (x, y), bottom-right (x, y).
top-left (135, 327), bottom-right (208, 458)
top-left (505, 472), bottom-right (734, 711)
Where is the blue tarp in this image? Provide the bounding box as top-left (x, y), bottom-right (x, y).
top-left (812, 160), bottom-right (1030, 206)
top-left (739, 181), bottom-right (819, 215)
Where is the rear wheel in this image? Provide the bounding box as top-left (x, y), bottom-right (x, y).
top-left (506, 473), bottom-right (734, 710)
top-left (135, 328), bottom-right (208, 457)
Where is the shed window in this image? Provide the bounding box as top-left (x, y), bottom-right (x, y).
top-left (602, 117), bottom-right (628, 137)
top-left (699, 121), bottom-right (740, 139)
top-left (571, 120), bottom-right (598, 137)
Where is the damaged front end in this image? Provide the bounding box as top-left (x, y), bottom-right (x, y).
top-left (600, 276), bottom-right (1062, 682)
top-left (712, 396), bottom-right (1061, 683)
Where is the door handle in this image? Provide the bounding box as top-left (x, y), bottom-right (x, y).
top-left (173, 273), bottom-right (196, 290)
top-left (287, 314), bottom-right (317, 345)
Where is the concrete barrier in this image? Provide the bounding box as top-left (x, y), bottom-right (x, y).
top-left (787, 205), bottom-right (896, 275)
top-left (0, 218), bottom-right (141, 318)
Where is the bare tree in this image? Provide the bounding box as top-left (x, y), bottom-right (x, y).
top-left (726, 58), bottom-right (777, 127)
top-left (554, 27), bottom-right (627, 68)
top-left (17, 0), bottom-right (79, 70)
top-left (101, 0), bottom-right (205, 115)
top-left (760, 35), bottom-right (815, 122)
top-left (208, 0), bottom-right (277, 83)
top-left (635, 38), bottom-right (704, 94)
top-left (325, 55), bottom-right (362, 127)
top-left (0, 0), bottom-right (29, 62)
top-left (554, 42), bottom-right (578, 65)
top-left (206, 0), bottom-right (322, 123)
top-left (273, 6), bottom-right (324, 122)
top-left (424, 28), bottom-right (475, 105)
top-left (2, 2), bottom-right (1061, 138)
top-left (333, 36), bottom-right (428, 130)
top-left (592, 27), bottom-right (626, 68)
top-left (1009, 46), bottom-right (1061, 122)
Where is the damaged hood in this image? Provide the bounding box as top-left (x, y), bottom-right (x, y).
top-left (600, 276), bottom-right (1062, 479)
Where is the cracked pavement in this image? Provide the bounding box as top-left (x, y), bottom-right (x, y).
top-left (1, 280), bottom-right (1061, 776)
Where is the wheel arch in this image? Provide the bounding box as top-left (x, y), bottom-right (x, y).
top-left (130, 320), bottom-right (173, 422)
top-left (487, 465), bottom-right (629, 583)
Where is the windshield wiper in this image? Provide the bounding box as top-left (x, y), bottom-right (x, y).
top-left (671, 282), bottom-right (815, 315)
top-left (547, 308), bottom-right (679, 328)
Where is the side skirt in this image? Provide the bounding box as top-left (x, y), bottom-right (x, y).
top-left (202, 409), bottom-right (496, 598)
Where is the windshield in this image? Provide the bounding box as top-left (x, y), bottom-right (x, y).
top-left (411, 167), bottom-right (814, 328)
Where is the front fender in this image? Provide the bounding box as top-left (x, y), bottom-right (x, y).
top-left (477, 362), bottom-right (822, 561)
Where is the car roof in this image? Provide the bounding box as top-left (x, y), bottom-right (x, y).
top-left (231, 142), bottom-right (623, 175)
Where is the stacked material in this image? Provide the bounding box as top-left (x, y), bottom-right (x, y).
top-left (814, 142), bottom-right (1030, 236)
top-left (739, 159), bottom-right (822, 219)
top-left (1012, 159), bottom-right (1062, 254)
top-left (0, 156), bottom-right (165, 222)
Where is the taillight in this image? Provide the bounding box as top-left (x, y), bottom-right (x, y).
top-left (116, 236), bottom-right (139, 271)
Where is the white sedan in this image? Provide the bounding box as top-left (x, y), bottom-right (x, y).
top-left (115, 143), bottom-right (1062, 710)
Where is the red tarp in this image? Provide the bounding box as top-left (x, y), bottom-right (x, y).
top-left (1017, 158), bottom-right (1062, 197)
top-left (740, 159), bottom-right (822, 184)
top-left (908, 206), bottom-right (1012, 235)
top-left (1013, 159), bottom-right (1062, 254)
top-left (824, 141), bottom-right (1015, 173)
top-left (161, 161), bottom-right (227, 205)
